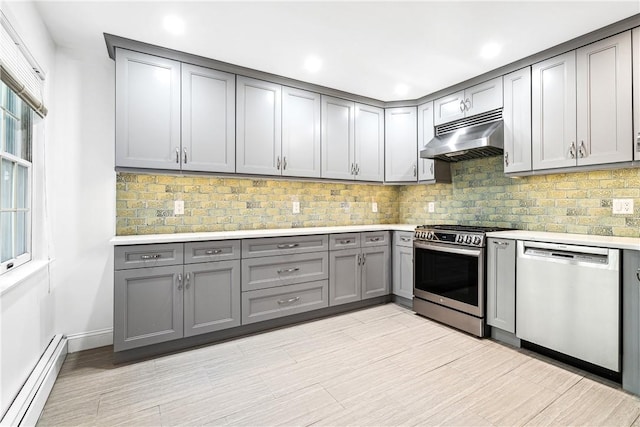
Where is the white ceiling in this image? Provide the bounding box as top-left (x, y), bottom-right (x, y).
top-left (31, 1), bottom-right (640, 101)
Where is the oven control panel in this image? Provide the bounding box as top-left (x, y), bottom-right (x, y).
top-left (414, 229), bottom-right (485, 247)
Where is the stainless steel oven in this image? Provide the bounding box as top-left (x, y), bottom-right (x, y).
top-left (412, 225), bottom-right (510, 337)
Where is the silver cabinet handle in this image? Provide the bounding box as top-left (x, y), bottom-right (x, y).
top-left (338, 239), bottom-right (353, 244)
top-left (185, 272), bottom-right (190, 289)
top-left (636, 268), bottom-right (640, 282)
top-left (140, 254), bottom-right (161, 260)
top-left (362, 254), bottom-right (366, 264)
top-left (351, 163), bottom-right (355, 175)
top-left (569, 141), bottom-right (576, 159)
top-left (183, 148), bottom-right (188, 164)
top-left (464, 99), bottom-right (471, 111)
top-left (276, 156), bottom-right (281, 170)
top-left (369, 237), bottom-right (381, 242)
top-left (277, 243), bottom-right (299, 249)
top-left (636, 132), bottom-right (640, 151)
top-left (400, 237), bottom-right (412, 242)
top-left (579, 141), bottom-right (587, 158)
top-left (504, 152), bottom-right (509, 167)
top-left (177, 273), bottom-right (183, 291)
top-left (493, 241), bottom-right (509, 246)
top-left (283, 156), bottom-right (287, 170)
top-left (277, 296), bottom-right (300, 305)
top-left (357, 254), bottom-right (362, 266)
top-left (355, 164), bottom-right (360, 175)
top-left (459, 100), bottom-right (465, 113)
top-left (413, 163), bottom-right (417, 177)
top-left (175, 147), bottom-right (180, 164)
top-left (204, 249), bottom-right (223, 255)
top-left (430, 162), bottom-right (434, 175)
top-left (277, 267), bottom-right (300, 274)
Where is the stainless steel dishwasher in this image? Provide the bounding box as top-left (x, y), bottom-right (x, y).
top-left (516, 241), bottom-right (620, 372)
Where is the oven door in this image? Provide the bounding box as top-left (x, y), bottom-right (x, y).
top-left (413, 240), bottom-right (484, 318)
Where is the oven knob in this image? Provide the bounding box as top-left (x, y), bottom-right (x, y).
top-left (426, 231), bottom-right (433, 240)
top-left (473, 236), bottom-right (482, 245)
top-left (465, 235), bottom-right (472, 244)
top-left (456, 235), bottom-right (464, 243)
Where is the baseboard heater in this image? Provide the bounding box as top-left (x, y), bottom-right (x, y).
top-left (0, 334), bottom-right (67, 427)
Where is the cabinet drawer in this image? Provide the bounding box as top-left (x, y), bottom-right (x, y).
top-left (394, 231), bottom-right (414, 248)
top-left (185, 240), bottom-right (240, 264)
top-left (242, 235), bottom-right (328, 258)
top-left (115, 243), bottom-right (184, 270)
top-left (241, 280), bottom-right (328, 325)
top-left (361, 231), bottom-right (389, 247)
top-left (329, 233), bottom-right (361, 250)
top-left (242, 252), bottom-right (329, 291)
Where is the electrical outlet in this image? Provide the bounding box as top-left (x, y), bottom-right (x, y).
top-left (612, 198), bottom-right (634, 214)
top-left (372, 202), bottom-right (378, 213)
top-left (174, 200), bottom-right (184, 215)
top-left (292, 201), bottom-right (300, 214)
top-left (428, 202), bottom-right (435, 213)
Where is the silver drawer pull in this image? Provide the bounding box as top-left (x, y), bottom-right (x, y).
top-left (277, 296), bottom-right (300, 305)
top-left (400, 237), bottom-right (412, 242)
top-left (205, 249), bottom-right (223, 255)
top-left (140, 254), bottom-right (161, 260)
top-left (277, 267), bottom-right (300, 274)
top-left (369, 237), bottom-right (381, 242)
top-left (338, 239), bottom-right (353, 244)
top-left (493, 241), bottom-right (509, 246)
top-left (637, 269), bottom-right (640, 282)
top-left (277, 243), bottom-right (299, 249)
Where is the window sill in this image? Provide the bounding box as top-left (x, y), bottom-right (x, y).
top-left (0, 259), bottom-right (51, 297)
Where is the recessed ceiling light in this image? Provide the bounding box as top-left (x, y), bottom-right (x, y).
top-left (304, 55), bottom-right (322, 73)
top-left (163, 15), bottom-right (185, 35)
top-left (480, 42), bottom-right (502, 59)
top-left (394, 84), bottom-right (409, 97)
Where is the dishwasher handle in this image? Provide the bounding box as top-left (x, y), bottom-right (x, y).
top-left (520, 241), bottom-right (615, 267)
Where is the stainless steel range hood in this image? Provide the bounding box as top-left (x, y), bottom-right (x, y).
top-left (420, 109), bottom-right (504, 162)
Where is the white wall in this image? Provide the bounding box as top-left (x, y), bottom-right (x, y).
top-left (0, 0), bottom-right (116, 417)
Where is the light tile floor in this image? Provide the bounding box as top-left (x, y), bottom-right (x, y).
top-left (37, 303), bottom-right (640, 426)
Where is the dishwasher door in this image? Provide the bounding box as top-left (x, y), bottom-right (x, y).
top-left (516, 241), bottom-right (620, 372)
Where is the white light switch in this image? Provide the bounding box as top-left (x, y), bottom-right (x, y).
top-left (292, 201), bottom-right (300, 214)
top-left (174, 200), bottom-right (184, 215)
top-left (372, 202), bottom-right (378, 213)
top-left (612, 199), bottom-right (634, 214)
top-left (428, 202), bottom-right (435, 213)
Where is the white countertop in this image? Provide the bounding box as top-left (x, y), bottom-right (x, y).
top-left (111, 224), bottom-right (418, 246)
top-left (487, 230), bottom-right (640, 251)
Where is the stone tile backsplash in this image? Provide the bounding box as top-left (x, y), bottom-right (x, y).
top-left (116, 157), bottom-right (640, 237)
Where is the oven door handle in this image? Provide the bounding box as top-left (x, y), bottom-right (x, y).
top-left (414, 241), bottom-right (482, 258)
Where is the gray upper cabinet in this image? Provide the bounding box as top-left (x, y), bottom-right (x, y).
top-left (385, 107), bottom-right (417, 182)
top-left (486, 238), bottom-right (516, 334)
top-left (434, 77), bottom-right (503, 126)
top-left (183, 260), bottom-right (241, 337)
top-left (634, 28), bottom-right (640, 161)
top-left (576, 31), bottom-right (633, 166)
top-left (503, 67), bottom-right (532, 174)
top-left (532, 51), bottom-right (577, 170)
top-left (417, 101), bottom-right (436, 181)
top-left (282, 87), bottom-right (321, 178)
top-left (354, 104), bottom-right (385, 182)
top-left (236, 76), bottom-right (282, 175)
top-left (361, 245), bottom-right (390, 300)
top-left (115, 48), bottom-right (181, 170)
top-left (181, 64), bottom-right (235, 173)
top-left (322, 95), bottom-right (356, 180)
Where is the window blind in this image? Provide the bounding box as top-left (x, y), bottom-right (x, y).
top-left (0, 10), bottom-right (47, 117)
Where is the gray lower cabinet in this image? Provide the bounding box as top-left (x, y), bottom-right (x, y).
top-left (486, 238), bottom-right (516, 333)
top-left (392, 231), bottom-right (414, 299)
top-left (329, 232), bottom-right (390, 306)
top-left (623, 250), bottom-right (640, 395)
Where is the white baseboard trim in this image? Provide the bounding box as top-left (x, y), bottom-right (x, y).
top-left (0, 334), bottom-right (67, 427)
top-left (66, 328), bottom-right (113, 353)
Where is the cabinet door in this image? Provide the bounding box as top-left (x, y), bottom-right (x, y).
top-left (434, 90), bottom-right (465, 125)
top-left (354, 104), bottom-right (384, 182)
top-left (634, 29), bottom-right (640, 161)
top-left (576, 32), bottom-right (633, 166)
top-left (503, 68), bottom-right (532, 173)
top-left (384, 107), bottom-right (417, 182)
top-left (236, 76), bottom-right (282, 175)
top-left (329, 248), bottom-right (361, 306)
top-left (417, 101), bottom-right (436, 181)
top-left (486, 238), bottom-right (516, 333)
top-left (622, 250), bottom-right (640, 395)
top-left (464, 77), bottom-right (503, 117)
top-left (114, 265), bottom-right (183, 351)
top-left (181, 64), bottom-right (235, 173)
top-left (282, 87), bottom-right (321, 178)
top-left (322, 96), bottom-right (355, 180)
top-left (392, 244), bottom-right (413, 299)
top-left (362, 245), bottom-right (390, 299)
top-left (115, 49), bottom-right (181, 170)
top-left (183, 260), bottom-right (240, 337)
top-left (532, 51), bottom-right (577, 170)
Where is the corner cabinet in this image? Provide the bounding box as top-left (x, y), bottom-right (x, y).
top-left (385, 107), bottom-right (417, 182)
top-left (486, 238), bottom-right (516, 334)
top-left (503, 67), bottom-right (532, 174)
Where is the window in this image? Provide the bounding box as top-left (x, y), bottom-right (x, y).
top-left (0, 81), bottom-right (33, 275)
